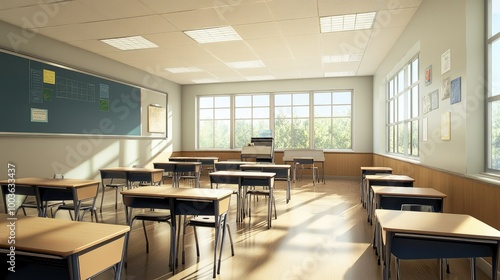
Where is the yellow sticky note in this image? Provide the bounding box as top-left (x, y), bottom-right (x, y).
top-left (43, 69), bottom-right (55, 84)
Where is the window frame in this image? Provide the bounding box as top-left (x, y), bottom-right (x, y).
top-left (486, 0), bottom-right (500, 173)
top-left (386, 55), bottom-right (420, 158)
top-left (196, 90), bottom-right (353, 151)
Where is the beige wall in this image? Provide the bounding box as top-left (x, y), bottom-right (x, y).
top-left (373, 0), bottom-right (485, 175)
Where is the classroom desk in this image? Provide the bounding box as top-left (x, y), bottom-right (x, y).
top-left (0, 177), bottom-right (99, 220)
top-left (168, 156), bottom-right (219, 173)
top-left (214, 161), bottom-right (257, 171)
top-left (153, 162), bottom-right (202, 188)
top-left (99, 167), bottom-right (163, 188)
top-left (0, 214), bottom-right (129, 280)
top-left (240, 164), bottom-right (291, 203)
top-left (360, 167), bottom-right (393, 206)
top-left (365, 174), bottom-right (414, 223)
top-left (283, 154), bottom-right (325, 184)
top-left (375, 209), bottom-right (500, 280)
top-left (209, 170), bottom-right (275, 228)
top-left (120, 186), bottom-right (233, 277)
top-left (371, 186), bottom-right (447, 263)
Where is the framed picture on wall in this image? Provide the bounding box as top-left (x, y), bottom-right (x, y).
top-left (441, 77), bottom-right (450, 99)
top-left (450, 77), bottom-right (461, 104)
top-left (441, 49), bottom-right (451, 74)
top-left (441, 112), bottom-right (451, 141)
top-left (425, 65), bottom-right (432, 86)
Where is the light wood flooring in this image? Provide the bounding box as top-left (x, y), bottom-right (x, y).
top-left (25, 175), bottom-right (491, 280)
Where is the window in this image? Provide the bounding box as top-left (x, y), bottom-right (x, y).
top-left (197, 90), bottom-right (353, 150)
top-left (313, 91), bottom-right (352, 149)
top-left (198, 96), bottom-right (231, 149)
top-left (234, 94), bottom-right (270, 148)
top-left (274, 92), bottom-right (310, 149)
top-left (487, 0), bottom-right (500, 172)
top-left (386, 56), bottom-right (419, 157)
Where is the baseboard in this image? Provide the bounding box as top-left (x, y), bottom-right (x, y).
top-left (477, 257), bottom-right (500, 278)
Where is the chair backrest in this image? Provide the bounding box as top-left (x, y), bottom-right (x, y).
top-left (401, 204), bottom-right (434, 212)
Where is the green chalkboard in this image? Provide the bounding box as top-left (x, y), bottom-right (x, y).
top-left (0, 50), bottom-right (141, 136)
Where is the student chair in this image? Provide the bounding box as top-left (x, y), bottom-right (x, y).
top-left (52, 173), bottom-right (99, 223)
top-left (245, 187), bottom-right (277, 221)
top-left (99, 169), bottom-right (126, 212)
top-left (17, 174), bottom-right (65, 217)
top-left (181, 213), bottom-right (234, 277)
top-left (293, 158), bottom-right (318, 185)
top-left (130, 211), bottom-right (172, 253)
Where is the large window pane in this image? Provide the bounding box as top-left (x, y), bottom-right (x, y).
top-left (491, 101), bottom-right (500, 169)
top-left (314, 118), bottom-right (332, 149)
top-left (387, 56), bottom-right (419, 157)
top-left (492, 0), bottom-right (500, 35)
top-left (332, 118), bottom-right (351, 149)
top-left (492, 39), bottom-right (500, 97)
top-left (488, 1), bottom-right (500, 172)
top-left (197, 96), bottom-right (230, 149)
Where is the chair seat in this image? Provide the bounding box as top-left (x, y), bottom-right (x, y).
top-left (53, 203), bottom-right (99, 222)
top-left (128, 211), bottom-right (172, 256)
top-left (134, 211), bottom-right (171, 222)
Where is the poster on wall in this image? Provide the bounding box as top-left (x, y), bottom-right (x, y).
top-left (441, 49), bottom-right (451, 74)
top-left (441, 112), bottom-right (451, 141)
top-left (450, 77), bottom-right (462, 104)
top-left (425, 65), bottom-right (432, 86)
top-left (441, 77), bottom-right (450, 99)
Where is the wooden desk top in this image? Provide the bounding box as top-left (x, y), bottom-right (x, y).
top-left (361, 166), bottom-right (393, 171)
top-left (169, 156), bottom-right (219, 159)
top-left (0, 177), bottom-right (99, 188)
top-left (154, 161), bottom-right (201, 166)
top-left (209, 170), bottom-right (276, 178)
top-left (372, 186), bottom-right (446, 198)
top-left (365, 174), bottom-right (415, 182)
top-left (216, 161), bottom-right (257, 165)
top-left (0, 214), bottom-right (129, 257)
top-left (121, 186), bottom-right (233, 201)
top-left (100, 167), bottom-right (164, 173)
top-left (240, 164), bottom-right (291, 169)
top-left (376, 209), bottom-right (500, 240)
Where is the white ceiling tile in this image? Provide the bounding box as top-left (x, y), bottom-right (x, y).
top-left (161, 8), bottom-right (226, 31)
top-left (219, 2), bottom-right (273, 25)
top-left (0, 0), bottom-right (422, 84)
top-left (267, 0), bottom-right (318, 20)
top-left (233, 22), bottom-right (282, 40)
top-left (277, 18), bottom-right (320, 36)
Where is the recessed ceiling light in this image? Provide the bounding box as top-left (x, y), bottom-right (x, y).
top-left (100, 36), bottom-right (158, 50)
top-left (184, 26), bottom-right (242, 44)
top-left (322, 54), bottom-right (363, 63)
top-left (226, 60), bottom-right (265, 69)
top-left (165, 66), bottom-right (203, 73)
top-left (324, 71), bottom-right (356, 77)
top-left (320, 12), bottom-right (376, 33)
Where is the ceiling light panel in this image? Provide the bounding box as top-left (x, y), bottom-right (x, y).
top-left (320, 12), bottom-right (376, 33)
top-left (184, 26), bottom-right (242, 44)
top-left (100, 36), bottom-right (158, 50)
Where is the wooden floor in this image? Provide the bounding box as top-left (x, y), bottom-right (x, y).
top-left (27, 176), bottom-right (491, 280)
